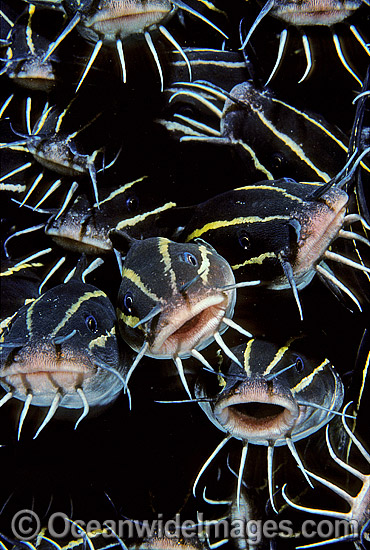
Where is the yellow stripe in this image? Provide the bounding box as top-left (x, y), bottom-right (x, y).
top-left (232, 251), bottom-right (276, 271)
top-left (50, 291), bottom-right (106, 337)
top-left (234, 184), bottom-right (304, 203)
top-left (291, 359), bottom-right (330, 394)
top-left (237, 140), bottom-right (274, 180)
top-left (185, 215), bottom-right (291, 242)
top-left (263, 338), bottom-right (294, 376)
top-left (115, 202), bottom-right (176, 230)
top-left (158, 238), bottom-right (177, 293)
top-left (356, 350), bottom-right (369, 414)
top-left (1, 262), bottom-right (43, 276)
top-left (26, 294), bottom-right (44, 334)
top-left (26, 5), bottom-right (36, 55)
top-left (198, 245), bottom-right (211, 283)
top-left (94, 176), bottom-right (147, 207)
top-left (88, 326), bottom-right (116, 349)
top-left (122, 268), bottom-right (162, 303)
top-left (243, 339), bottom-right (254, 377)
top-left (117, 310), bottom-right (141, 329)
top-left (271, 97), bottom-right (348, 153)
top-left (253, 107), bottom-right (331, 182)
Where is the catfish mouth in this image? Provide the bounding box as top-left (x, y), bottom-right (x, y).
top-left (294, 189), bottom-right (348, 285)
top-left (214, 381), bottom-right (299, 442)
top-left (148, 292), bottom-right (229, 358)
top-left (272, 0), bottom-right (359, 24)
top-left (0, 350), bottom-right (96, 401)
top-left (86, 0), bottom-right (172, 37)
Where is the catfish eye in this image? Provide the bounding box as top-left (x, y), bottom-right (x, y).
top-left (295, 357), bottom-right (304, 373)
top-left (122, 291), bottom-right (134, 315)
top-left (126, 196), bottom-right (139, 212)
top-left (85, 315), bottom-right (98, 332)
top-left (271, 152), bottom-right (286, 171)
top-left (238, 230), bottom-right (250, 250)
top-left (182, 252), bottom-right (198, 266)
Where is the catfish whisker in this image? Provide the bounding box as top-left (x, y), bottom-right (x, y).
top-left (267, 443), bottom-right (278, 514)
top-left (0, 393), bottom-right (13, 408)
top-left (93, 358), bottom-right (131, 409)
top-left (145, 31), bottom-right (164, 92)
top-left (353, 90), bottom-right (370, 104)
top-left (214, 332), bottom-right (243, 368)
top-left (265, 28), bottom-right (288, 86)
top-left (54, 181), bottom-right (79, 220)
top-left (173, 114), bottom-right (221, 136)
top-left (42, 13), bottom-right (81, 64)
top-left (172, 80), bottom-right (229, 102)
top-left (76, 39), bottom-right (103, 93)
top-left (297, 400), bottom-right (356, 419)
top-left (19, 172), bottom-right (44, 208)
top-left (133, 304), bottom-right (163, 329)
top-left (174, 355), bottom-right (192, 399)
top-left (240, 0), bottom-right (275, 49)
top-left (169, 90), bottom-right (223, 118)
top-left (193, 434), bottom-right (232, 497)
top-left (0, 161), bottom-right (33, 183)
top-left (52, 330), bottom-right (77, 345)
top-left (34, 179), bottom-right (62, 210)
top-left (116, 38), bottom-right (127, 84)
top-left (81, 258), bottom-right (104, 282)
top-left (237, 443), bottom-right (248, 514)
top-left (38, 256), bottom-right (66, 295)
top-left (125, 341), bottom-right (149, 389)
top-left (179, 270), bottom-right (206, 294)
top-left (159, 25), bottom-right (192, 81)
top-left (279, 254), bottom-right (303, 320)
top-left (340, 402), bottom-right (370, 463)
top-left (18, 392), bottom-right (33, 440)
top-left (74, 387), bottom-right (89, 429)
top-left (315, 263), bottom-right (362, 312)
top-left (217, 280), bottom-right (261, 291)
top-left (298, 33), bottom-right (313, 84)
top-left (285, 437), bottom-right (314, 488)
top-left (202, 487), bottom-right (232, 506)
top-left (332, 32), bottom-right (363, 86)
top-left (0, 94), bottom-right (14, 118)
top-left (222, 317), bottom-right (252, 338)
top-left (33, 391), bottom-right (62, 439)
top-left (154, 397), bottom-right (215, 403)
top-left (12, 248), bottom-right (52, 268)
top-left (190, 348), bottom-right (214, 371)
top-left (171, 0), bottom-right (228, 39)
top-left (323, 250), bottom-right (370, 273)
top-left (4, 225), bottom-right (46, 258)
top-left (281, 484), bottom-right (348, 520)
top-left (350, 25), bottom-right (370, 56)
top-left (337, 229), bottom-right (370, 247)
top-left (343, 213), bottom-right (370, 230)
top-left (264, 362), bottom-right (296, 381)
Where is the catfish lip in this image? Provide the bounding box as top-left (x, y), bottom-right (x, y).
top-left (272, 0), bottom-right (359, 24)
top-left (294, 189), bottom-right (348, 281)
top-left (0, 349), bottom-right (96, 395)
top-left (214, 380), bottom-right (299, 442)
top-left (86, 0), bottom-right (172, 35)
top-left (148, 291), bottom-right (230, 358)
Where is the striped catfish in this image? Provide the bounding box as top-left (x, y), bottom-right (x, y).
top-left (159, 79), bottom-right (354, 184)
top-left (20, 0), bottom-right (228, 92)
top-left (111, 233), bottom-right (258, 398)
top-left (0, 273), bottom-right (132, 439)
top-left (239, 0), bottom-right (369, 86)
top-left (193, 337), bottom-right (345, 513)
top-left (175, 177), bottom-right (370, 318)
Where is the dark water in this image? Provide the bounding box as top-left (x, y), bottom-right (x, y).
top-left (0, 1), bottom-right (369, 549)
